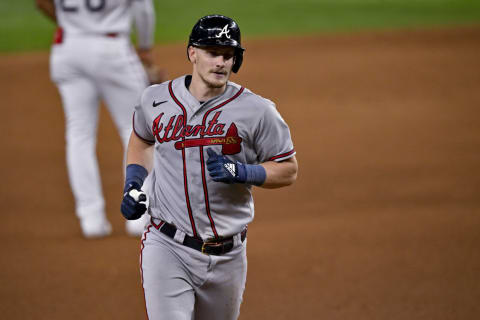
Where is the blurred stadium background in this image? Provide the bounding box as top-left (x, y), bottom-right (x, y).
top-left (1, 1), bottom-right (479, 319)
top-left (1, 0), bottom-right (480, 52)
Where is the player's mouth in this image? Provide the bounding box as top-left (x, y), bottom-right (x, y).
top-left (211, 70), bottom-right (228, 80)
top-left (212, 69), bottom-right (227, 76)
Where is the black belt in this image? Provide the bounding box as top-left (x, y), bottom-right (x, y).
top-left (151, 219), bottom-right (246, 256)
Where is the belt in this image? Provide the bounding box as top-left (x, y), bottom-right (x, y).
top-left (151, 219), bottom-right (247, 256)
top-left (53, 28), bottom-right (121, 44)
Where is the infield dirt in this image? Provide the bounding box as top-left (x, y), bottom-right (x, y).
top-left (1, 26), bottom-right (480, 319)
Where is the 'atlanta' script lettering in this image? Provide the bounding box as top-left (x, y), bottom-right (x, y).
top-left (152, 111), bottom-right (226, 143)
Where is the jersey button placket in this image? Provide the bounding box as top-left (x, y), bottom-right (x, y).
top-left (194, 112), bottom-right (207, 234)
top-left (187, 114), bottom-right (201, 231)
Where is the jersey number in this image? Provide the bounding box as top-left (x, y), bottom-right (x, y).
top-left (60, 0), bottom-right (106, 12)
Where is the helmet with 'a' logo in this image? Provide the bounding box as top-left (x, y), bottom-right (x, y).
top-left (187, 14), bottom-right (245, 73)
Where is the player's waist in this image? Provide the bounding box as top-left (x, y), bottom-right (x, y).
top-left (70, 31), bottom-right (127, 37)
top-left (150, 217), bottom-right (247, 256)
top-left (53, 27), bottom-right (129, 43)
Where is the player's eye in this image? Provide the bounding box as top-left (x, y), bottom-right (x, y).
top-left (223, 53), bottom-right (234, 60)
top-left (209, 50), bottom-right (222, 57)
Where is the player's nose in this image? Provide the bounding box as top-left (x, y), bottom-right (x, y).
top-left (214, 55), bottom-right (228, 66)
top-left (215, 58), bottom-right (226, 67)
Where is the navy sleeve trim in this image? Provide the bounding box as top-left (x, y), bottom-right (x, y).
top-left (268, 149), bottom-right (296, 162)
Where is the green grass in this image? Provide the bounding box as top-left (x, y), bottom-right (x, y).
top-left (1, 0), bottom-right (480, 52)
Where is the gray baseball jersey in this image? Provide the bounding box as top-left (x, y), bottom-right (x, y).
top-left (133, 75), bottom-right (295, 240)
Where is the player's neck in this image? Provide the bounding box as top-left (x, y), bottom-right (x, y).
top-left (188, 74), bottom-right (227, 102)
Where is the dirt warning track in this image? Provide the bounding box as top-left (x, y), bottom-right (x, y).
top-left (1, 26), bottom-right (480, 319)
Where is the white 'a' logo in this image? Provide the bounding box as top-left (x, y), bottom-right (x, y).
top-left (216, 25), bottom-right (231, 39)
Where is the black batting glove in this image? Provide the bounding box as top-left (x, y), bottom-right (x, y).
top-left (121, 181), bottom-right (149, 220)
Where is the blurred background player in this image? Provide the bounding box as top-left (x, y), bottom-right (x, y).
top-left (36, 0), bottom-right (167, 238)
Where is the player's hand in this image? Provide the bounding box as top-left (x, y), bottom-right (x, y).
top-left (206, 149), bottom-right (247, 184)
top-left (137, 47), bottom-right (168, 84)
top-left (121, 182), bottom-right (149, 220)
top-left (137, 47), bottom-right (155, 66)
top-left (145, 64), bottom-right (168, 85)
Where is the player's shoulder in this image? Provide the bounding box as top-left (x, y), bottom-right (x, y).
top-left (229, 81), bottom-right (276, 111)
top-left (140, 81), bottom-right (170, 107)
top-left (142, 81), bottom-right (169, 97)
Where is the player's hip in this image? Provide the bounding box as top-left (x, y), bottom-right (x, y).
top-left (146, 217), bottom-right (247, 257)
top-left (49, 39), bottom-right (143, 84)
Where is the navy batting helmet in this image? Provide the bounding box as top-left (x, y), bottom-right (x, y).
top-left (187, 14), bottom-right (245, 73)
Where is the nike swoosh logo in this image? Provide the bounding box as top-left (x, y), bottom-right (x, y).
top-left (153, 100), bottom-right (168, 107)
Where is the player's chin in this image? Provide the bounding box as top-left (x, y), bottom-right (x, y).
top-left (210, 71), bottom-right (230, 84)
top-left (207, 74), bottom-right (228, 88)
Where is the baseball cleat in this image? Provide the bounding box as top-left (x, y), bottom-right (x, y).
top-left (80, 218), bottom-right (113, 239)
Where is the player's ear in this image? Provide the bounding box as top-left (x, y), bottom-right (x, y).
top-left (188, 46), bottom-right (196, 63)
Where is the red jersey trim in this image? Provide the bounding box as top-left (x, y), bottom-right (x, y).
top-left (53, 27), bottom-right (63, 44)
top-left (140, 225), bottom-right (153, 320)
top-left (168, 80), bottom-right (199, 238)
top-left (268, 149), bottom-right (296, 161)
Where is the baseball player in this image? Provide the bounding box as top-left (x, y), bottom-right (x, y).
top-left (121, 14), bottom-right (298, 319)
top-left (36, 0), bottom-right (166, 238)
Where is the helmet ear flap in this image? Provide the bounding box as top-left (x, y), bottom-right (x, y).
top-left (232, 50), bottom-right (243, 73)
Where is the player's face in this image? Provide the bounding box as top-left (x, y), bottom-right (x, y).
top-left (190, 46), bottom-right (235, 88)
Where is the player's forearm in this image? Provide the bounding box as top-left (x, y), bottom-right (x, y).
top-left (132, 0), bottom-right (155, 50)
top-left (127, 132), bottom-right (154, 172)
top-left (137, 48), bottom-right (154, 67)
top-left (35, 0), bottom-right (57, 23)
top-left (260, 156), bottom-right (298, 189)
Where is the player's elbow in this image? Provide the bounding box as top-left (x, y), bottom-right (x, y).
top-left (286, 156), bottom-right (298, 184)
top-left (262, 158), bottom-right (298, 189)
top-left (268, 168), bottom-right (297, 188)
top-left (283, 163), bottom-right (298, 187)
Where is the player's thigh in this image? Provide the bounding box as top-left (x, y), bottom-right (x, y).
top-left (56, 77), bottom-right (100, 134)
top-left (141, 228), bottom-right (195, 320)
top-left (194, 244), bottom-right (248, 320)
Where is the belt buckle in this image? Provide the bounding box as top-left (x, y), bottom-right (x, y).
top-left (201, 241), bottom-right (223, 255)
top-left (201, 242), bottom-right (208, 254)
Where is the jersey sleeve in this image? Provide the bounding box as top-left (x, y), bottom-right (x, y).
top-left (132, 0), bottom-right (155, 49)
top-left (133, 102), bottom-right (155, 144)
top-left (254, 101), bottom-right (295, 163)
